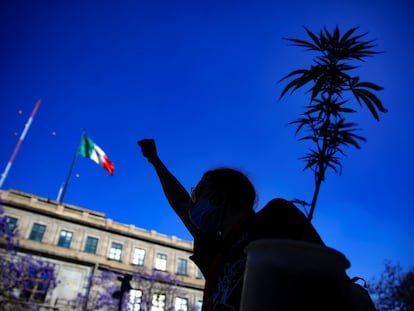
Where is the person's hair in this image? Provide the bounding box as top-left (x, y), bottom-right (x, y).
top-left (202, 168), bottom-right (257, 213)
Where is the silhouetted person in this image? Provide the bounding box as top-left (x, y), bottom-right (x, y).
top-left (137, 138), bottom-right (326, 310)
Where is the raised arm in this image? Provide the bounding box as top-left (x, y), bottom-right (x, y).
top-left (137, 139), bottom-right (198, 236)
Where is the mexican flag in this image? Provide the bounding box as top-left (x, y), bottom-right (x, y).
top-left (79, 134), bottom-right (114, 175)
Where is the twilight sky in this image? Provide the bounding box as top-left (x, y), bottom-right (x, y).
top-left (1, 0), bottom-right (413, 281)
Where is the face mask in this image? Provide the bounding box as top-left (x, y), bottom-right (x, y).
top-left (188, 199), bottom-right (223, 233)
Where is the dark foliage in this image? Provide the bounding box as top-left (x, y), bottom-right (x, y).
top-left (369, 261), bottom-right (414, 311)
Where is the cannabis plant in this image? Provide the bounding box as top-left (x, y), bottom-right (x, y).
top-left (279, 26), bottom-right (387, 227)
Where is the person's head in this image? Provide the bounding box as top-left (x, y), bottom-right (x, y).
top-left (188, 168), bottom-right (256, 236)
top-left (191, 168), bottom-right (257, 214)
top-left (191, 168), bottom-right (256, 224)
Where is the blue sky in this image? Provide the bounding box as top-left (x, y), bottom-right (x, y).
top-left (1, 0), bottom-right (413, 281)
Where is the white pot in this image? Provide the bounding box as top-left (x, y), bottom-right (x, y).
top-left (240, 239), bottom-right (350, 311)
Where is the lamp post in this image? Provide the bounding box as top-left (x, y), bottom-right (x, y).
top-left (112, 274), bottom-right (132, 311)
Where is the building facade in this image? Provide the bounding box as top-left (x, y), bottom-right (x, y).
top-left (0, 189), bottom-right (204, 310)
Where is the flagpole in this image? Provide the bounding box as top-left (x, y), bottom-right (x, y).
top-left (57, 130), bottom-right (85, 204)
top-left (0, 99), bottom-right (41, 189)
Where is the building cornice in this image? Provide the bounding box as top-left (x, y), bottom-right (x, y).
top-left (0, 189), bottom-right (193, 252)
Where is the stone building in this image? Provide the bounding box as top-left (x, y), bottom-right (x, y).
top-left (0, 189), bottom-right (204, 310)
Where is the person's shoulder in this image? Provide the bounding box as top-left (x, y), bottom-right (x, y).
top-left (254, 198), bottom-right (309, 227)
top-left (261, 198), bottom-right (291, 208)
top-left (257, 198), bottom-right (298, 216)
top-left (252, 198), bottom-right (325, 245)
top-left (248, 198), bottom-right (302, 239)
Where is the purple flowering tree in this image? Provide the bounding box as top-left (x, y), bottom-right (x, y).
top-left (130, 267), bottom-right (183, 311)
top-left (73, 268), bottom-right (118, 310)
top-left (73, 266), bottom-right (186, 311)
top-left (0, 206), bottom-right (58, 311)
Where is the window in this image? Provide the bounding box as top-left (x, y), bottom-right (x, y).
top-left (195, 300), bottom-right (203, 311)
top-left (155, 253), bottom-right (167, 271)
top-left (29, 223), bottom-right (46, 242)
top-left (196, 268), bottom-right (204, 280)
top-left (4, 216), bottom-right (18, 234)
top-left (109, 242), bottom-right (123, 261)
top-left (57, 230), bottom-right (73, 248)
top-left (175, 297), bottom-right (188, 311)
top-left (151, 293), bottom-right (165, 311)
top-left (84, 236), bottom-right (99, 254)
top-left (128, 289), bottom-right (142, 311)
top-left (177, 258), bottom-right (188, 275)
top-left (20, 267), bottom-right (54, 303)
top-left (132, 248), bottom-right (145, 266)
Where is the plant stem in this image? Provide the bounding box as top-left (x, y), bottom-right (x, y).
top-left (303, 169), bottom-right (323, 237)
top-left (303, 91), bottom-right (332, 237)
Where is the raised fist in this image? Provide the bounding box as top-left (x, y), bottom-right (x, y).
top-left (137, 139), bottom-right (158, 163)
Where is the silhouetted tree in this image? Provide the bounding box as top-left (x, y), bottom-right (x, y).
top-left (396, 269), bottom-right (414, 310)
top-left (279, 26), bottom-right (387, 227)
top-left (369, 261), bottom-right (414, 311)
